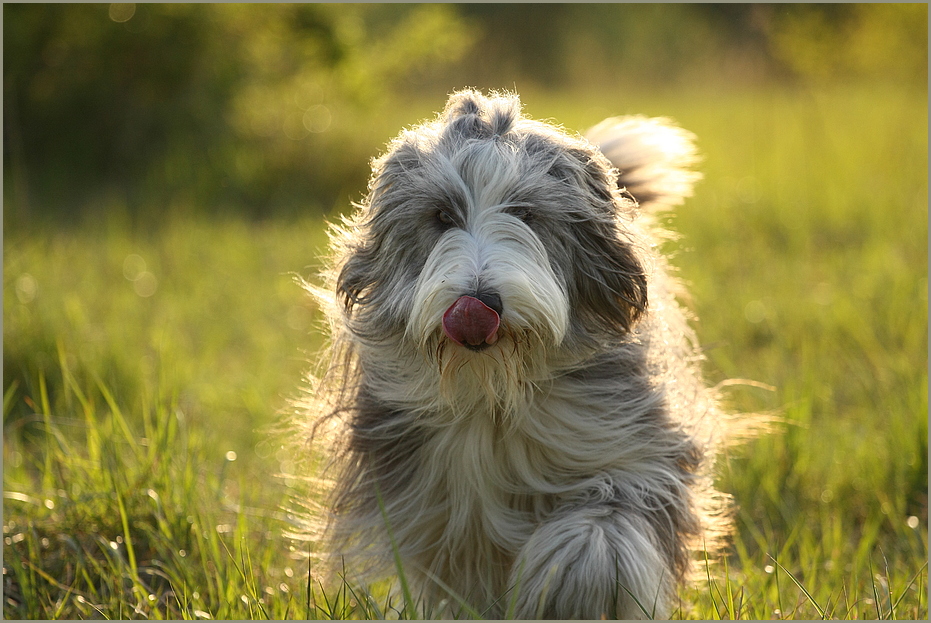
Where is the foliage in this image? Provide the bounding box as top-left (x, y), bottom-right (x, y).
top-left (766, 4), bottom-right (927, 83)
top-left (5, 4), bottom-right (925, 226)
top-left (3, 364), bottom-right (303, 619)
top-left (4, 4), bottom-right (471, 223)
top-left (3, 214), bottom-right (329, 458)
top-left (453, 4), bottom-right (927, 89)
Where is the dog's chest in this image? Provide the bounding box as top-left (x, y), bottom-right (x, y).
top-left (420, 414), bottom-right (551, 549)
top-left (422, 393), bottom-right (605, 511)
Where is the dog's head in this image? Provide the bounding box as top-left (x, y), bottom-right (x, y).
top-left (331, 90), bottom-right (648, 410)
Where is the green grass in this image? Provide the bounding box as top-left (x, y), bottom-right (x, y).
top-left (4, 83), bottom-right (927, 619)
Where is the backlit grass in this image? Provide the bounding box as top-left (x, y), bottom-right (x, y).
top-left (4, 83), bottom-right (926, 618)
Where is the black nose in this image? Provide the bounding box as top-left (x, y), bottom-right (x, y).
top-left (474, 291), bottom-right (503, 316)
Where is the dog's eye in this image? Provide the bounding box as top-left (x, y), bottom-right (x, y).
top-left (435, 209), bottom-right (456, 230)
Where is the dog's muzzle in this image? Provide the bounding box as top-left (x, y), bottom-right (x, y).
top-left (442, 293), bottom-right (502, 351)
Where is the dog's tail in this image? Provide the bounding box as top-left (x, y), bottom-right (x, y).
top-left (585, 116), bottom-right (701, 212)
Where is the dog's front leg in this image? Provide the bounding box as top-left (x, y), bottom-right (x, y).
top-left (508, 506), bottom-right (671, 620)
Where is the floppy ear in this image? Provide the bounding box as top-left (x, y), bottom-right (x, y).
top-left (336, 141), bottom-right (424, 316)
top-left (551, 148), bottom-right (648, 336)
top-left (336, 237), bottom-right (376, 315)
top-left (334, 181), bottom-right (394, 318)
top-left (333, 215), bottom-right (413, 342)
top-left (570, 211), bottom-right (647, 337)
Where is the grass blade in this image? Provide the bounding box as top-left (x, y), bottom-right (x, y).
top-left (374, 485), bottom-right (418, 619)
top-left (769, 555), bottom-right (825, 619)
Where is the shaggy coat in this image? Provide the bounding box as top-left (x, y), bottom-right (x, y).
top-left (299, 90), bottom-right (732, 619)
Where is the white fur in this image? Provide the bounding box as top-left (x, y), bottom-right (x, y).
top-left (585, 115), bottom-right (702, 211)
top-left (294, 90), bottom-right (735, 619)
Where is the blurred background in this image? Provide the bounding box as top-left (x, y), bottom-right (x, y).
top-left (3, 5), bottom-right (928, 619)
top-left (4, 3), bottom-right (926, 224)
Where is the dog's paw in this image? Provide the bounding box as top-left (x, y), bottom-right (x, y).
top-left (508, 507), bottom-right (670, 619)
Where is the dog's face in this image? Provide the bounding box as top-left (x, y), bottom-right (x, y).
top-left (333, 91), bottom-right (647, 412)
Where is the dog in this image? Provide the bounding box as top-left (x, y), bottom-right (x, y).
top-left (297, 89), bottom-right (736, 619)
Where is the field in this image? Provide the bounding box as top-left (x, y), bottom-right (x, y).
top-left (3, 84), bottom-right (927, 619)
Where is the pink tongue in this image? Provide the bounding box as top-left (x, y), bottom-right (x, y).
top-left (442, 296), bottom-right (500, 347)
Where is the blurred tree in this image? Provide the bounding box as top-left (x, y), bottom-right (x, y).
top-left (4, 4), bottom-right (924, 226)
top-left (3, 4), bottom-right (471, 224)
top-left (455, 5), bottom-right (574, 88)
top-left (765, 3), bottom-right (927, 84)
top-left (452, 4), bottom-right (926, 91)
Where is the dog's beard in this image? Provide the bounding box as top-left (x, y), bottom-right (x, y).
top-left (404, 214), bottom-right (570, 420)
top-left (432, 331), bottom-right (534, 420)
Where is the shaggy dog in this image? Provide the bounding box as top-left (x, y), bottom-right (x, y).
top-left (299, 89), bottom-right (735, 619)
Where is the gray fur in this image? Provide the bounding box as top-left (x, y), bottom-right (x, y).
top-left (295, 89), bottom-right (735, 619)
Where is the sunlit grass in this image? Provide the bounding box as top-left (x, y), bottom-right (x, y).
top-left (4, 83), bottom-right (927, 618)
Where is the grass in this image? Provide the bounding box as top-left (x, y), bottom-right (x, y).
top-left (4, 82), bottom-right (927, 618)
